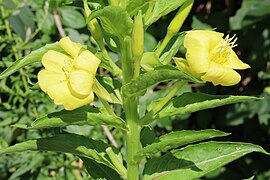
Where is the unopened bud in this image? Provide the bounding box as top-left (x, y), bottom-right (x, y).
top-left (168, 0), bottom-right (194, 34)
top-left (132, 10), bottom-right (144, 58)
top-left (83, 0), bottom-right (104, 42)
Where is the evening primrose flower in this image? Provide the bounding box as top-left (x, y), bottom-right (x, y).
top-left (38, 37), bottom-right (101, 110)
top-left (174, 30), bottom-right (250, 86)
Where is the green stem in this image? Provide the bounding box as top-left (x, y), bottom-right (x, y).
top-left (106, 147), bottom-right (127, 177)
top-left (140, 80), bottom-right (187, 126)
top-left (121, 36), bottom-right (140, 180)
top-left (155, 31), bottom-right (174, 57)
top-left (124, 97), bottom-right (140, 180)
top-left (133, 56), bottom-right (142, 78)
top-left (100, 98), bottom-right (116, 116)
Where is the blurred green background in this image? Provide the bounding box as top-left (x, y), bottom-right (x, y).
top-left (0, 0), bottom-right (270, 179)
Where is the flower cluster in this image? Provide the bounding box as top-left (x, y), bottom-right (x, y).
top-left (38, 37), bottom-right (101, 110)
top-left (174, 30), bottom-right (250, 86)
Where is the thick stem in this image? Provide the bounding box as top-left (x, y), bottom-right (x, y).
top-left (124, 97), bottom-right (140, 180)
top-left (121, 36), bottom-right (140, 180)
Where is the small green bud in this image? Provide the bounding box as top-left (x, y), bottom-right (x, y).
top-left (167, 0), bottom-right (194, 34)
top-left (83, 0), bottom-right (103, 42)
top-left (132, 10), bottom-right (144, 58)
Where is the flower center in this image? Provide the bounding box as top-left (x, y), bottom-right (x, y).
top-left (62, 59), bottom-right (74, 79)
top-left (210, 34), bottom-right (238, 64)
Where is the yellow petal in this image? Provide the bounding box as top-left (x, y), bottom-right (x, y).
top-left (74, 50), bottom-right (101, 75)
top-left (42, 50), bottom-right (72, 73)
top-left (224, 49), bottom-right (251, 70)
top-left (38, 69), bottom-right (66, 92)
top-left (47, 82), bottom-right (94, 110)
top-left (59, 37), bottom-right (82, 58)
top-left (174, 57), bottom-right (203, 79)
top-left (184, 30), bottom-right (224, 73)
top-left (201, 61), bottom-right (241, 86)
top-left (69, 70), bottom-right (94, 97)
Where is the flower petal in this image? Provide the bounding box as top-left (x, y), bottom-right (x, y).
top-left (47, 82), bottom-right (94, 110)
top-left (69, 70), bottom-right (94, 97)
top-left (74, 50), bottom-right (101, 75)
top-left (201, 61), bottom-right (241, 86)
top-left (59, 37), bottom-right (82, 58)
top-left (174, 57), bottom-right (202, 79)
top-left (38, 69), bottom-right (66, 92)
top-left (224, 49), bottom-right (251, 70)
top-left (184, 30), bottom-right (224, 73)
top-left (42, 50), bottom-right (72, 73)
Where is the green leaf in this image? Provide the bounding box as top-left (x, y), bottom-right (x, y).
top-left (82, 157), bottom-right (121, 180)
top-left (0, 43), bottom-right (63, 79)
top-left (143, 141), bottom-right (269, 179)
top-left (156, 92), bottom-right (259, 119)
top-left (28, 106), bottom-right (127, 131)
top-left (135, 129), bottom-right (229, 161)
top-left (160, 32), bottom-right (185, 64)
top-left (122, 65), bottom-right (202, 97)
top-left (145, 0), bottom-right (186, 27)
top-left (59, 7), bottom-right (86, 29)
top-left (87, 6), bottom-right (133, 40)
top-left (230, 0), bottom-right (270, 30)
top-left (126, 0), bottom-right (150, 17)
top-left (0, 134), bottom-right (117, 171)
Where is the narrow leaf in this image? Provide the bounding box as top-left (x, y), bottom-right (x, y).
top-left (29, 106), bottom-right (127, 131)
top-left (0, 134), bottom-right (117, 171)
top-left (122, 65), bottom-right (202, 97)
top-left (135, 129), bottom-right (229, 161)
top-left (87, 6), bottom-right (133, 40)
top-left (145, 0), bottom-right (186, 27)
top-left (160, 32), bottom-right (185, 64)
top-left (143, 141), bottom-right (269, 179)
top-left (0, 43), bottom-right (63, 79)
top-left (157, 92), bottom-right (259, 119)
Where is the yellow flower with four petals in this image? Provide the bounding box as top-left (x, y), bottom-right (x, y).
top-left (174, 30), bottom-right (250, 86)
top-left (38, 37), bottom-right (101, 110)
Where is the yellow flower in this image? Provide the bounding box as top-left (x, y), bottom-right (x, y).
top-left (38, 37), bottom-right (101, 110)
top-left (174, 30), bottom-right (250, 86)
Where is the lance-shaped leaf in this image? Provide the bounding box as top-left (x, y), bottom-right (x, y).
top-left (26, 106), bottom-right (127, 131)
top-left (145, 0), bottom-right (186, 27)
top-left (156, 92), bottom-right (259, 119)
top-left (122, 65), bottom-right (202, 97)
top-left (0, 134), bottom-right (118, 172)
top-left (87, 6), bottom-right (133, 40)
top-left (0, 43), bottom-right (63, 79)
top-left (135, 129), bottom-right (229, 161)
top-left (143, 141), bottom-right (269, 179)
top-left (160, 32), bottom-right (185, 64)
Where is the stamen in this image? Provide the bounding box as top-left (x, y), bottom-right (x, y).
top-left (211, 34), bottom-right (238, 64)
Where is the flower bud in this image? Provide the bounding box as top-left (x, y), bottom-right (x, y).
top-left (132, 10), bottom-right (144, 58)
top-left (167, 0), bottom-right (194, 35)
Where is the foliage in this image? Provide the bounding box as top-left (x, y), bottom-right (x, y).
top-left (0, 0), bottom-right (270, 179)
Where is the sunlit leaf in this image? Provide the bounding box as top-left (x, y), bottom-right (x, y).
top-left (143, 141), bottom-right (269, 179)
top-left (135, 130), bottom-right (229, 161)
top-left (122, 65), bottom-right (202, 97)
top-left (27, 106), bottom-right (127, 131)
top-left (0, 43), bottom-right (63, 79)
top-left (0, 134), bottom-right (118, 172)
top-left (156, 92), bottom-right (259, 119)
